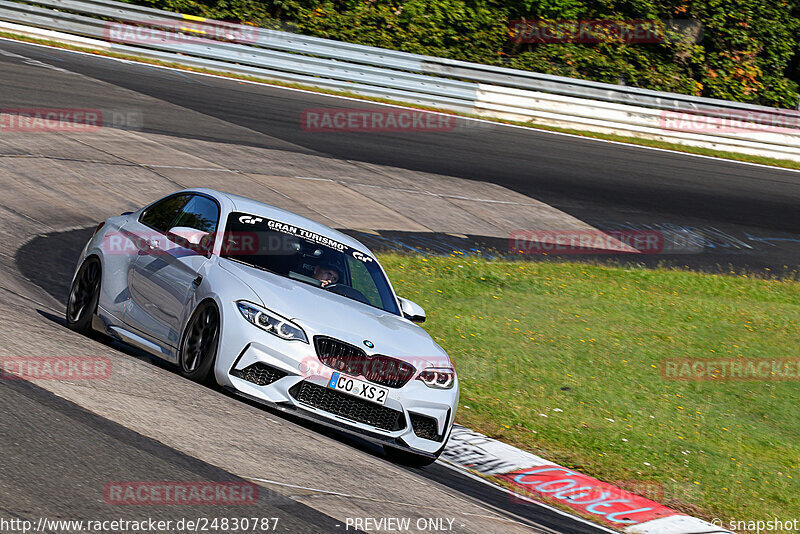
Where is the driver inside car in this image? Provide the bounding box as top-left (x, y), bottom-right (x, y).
top-left (312, 263), bottom-right (340, 287)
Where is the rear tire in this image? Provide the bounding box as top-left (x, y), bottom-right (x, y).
top-left (65, 257), bottom-right (101, 335)
top-left (179, 301), bottom-right (220, 384)
top-left (383, 445), bottom-right (438, 467)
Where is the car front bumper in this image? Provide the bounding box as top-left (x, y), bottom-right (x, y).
top-left (215, 305), bottom-right (458, 456)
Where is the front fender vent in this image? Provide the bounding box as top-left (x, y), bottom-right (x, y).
top-left (410, 412), bottom-right (447, 442)
top-left (230, 362), bottom-right (287, 386)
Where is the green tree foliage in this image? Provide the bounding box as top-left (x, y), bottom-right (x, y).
top-left (131, 0), bottom-right (800, 107)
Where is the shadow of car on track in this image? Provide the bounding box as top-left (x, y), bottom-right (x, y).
top-left (17, 227), bottom-right (95, 305)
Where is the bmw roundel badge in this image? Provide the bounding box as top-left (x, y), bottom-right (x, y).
top-left (363, 340), bottom-right (374, 348)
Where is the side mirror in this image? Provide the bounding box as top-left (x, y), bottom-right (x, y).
top-left (398, 297), bottom-right (426, 323)
top-left (169, 226), bottom-right (213, 256)
top-left (169, 226), bottom-right (209, 246)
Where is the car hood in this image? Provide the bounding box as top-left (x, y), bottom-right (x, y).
top-left (221, 259), bottom-right (451, 368)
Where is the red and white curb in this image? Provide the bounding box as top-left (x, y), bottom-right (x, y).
top-left (440, 425), bottom-right (731, 533)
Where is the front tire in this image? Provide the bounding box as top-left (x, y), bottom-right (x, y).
top-left (66, 257), bottom-right (101, 334)
top-left (179, 301), bottom-right (220, 384)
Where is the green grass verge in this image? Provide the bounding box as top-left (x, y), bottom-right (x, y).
top-left (3, 31), bottom-right (800, 172)
top-left (378, 253), bottom-right (800, 523)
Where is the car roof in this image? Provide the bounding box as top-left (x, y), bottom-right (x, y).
top-left (185, 188), bottom-right (372, 253)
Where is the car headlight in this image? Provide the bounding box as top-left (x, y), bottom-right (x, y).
top-left (416, 367), bottom-right (455, 389)
top-left (236, 301), bottom-right (308, 343)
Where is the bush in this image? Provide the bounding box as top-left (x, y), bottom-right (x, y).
top-left (128, 0), bottom-right (800, 108)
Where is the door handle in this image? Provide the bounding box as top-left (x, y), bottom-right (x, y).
top-left (147, 238), bottom-right (160, 250)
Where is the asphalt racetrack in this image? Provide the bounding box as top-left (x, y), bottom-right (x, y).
top-left (0, 36), bottom-right (798, 534)
top-left (4, 39), bottom-right (800, 270)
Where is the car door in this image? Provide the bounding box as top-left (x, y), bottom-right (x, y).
top-left (120, 193), bottom-right (190, 339)
top-left (125, 193), bottom-right (219, 348)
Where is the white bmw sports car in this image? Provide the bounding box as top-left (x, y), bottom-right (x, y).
top-left (66, 189), bottom-right (457, 465)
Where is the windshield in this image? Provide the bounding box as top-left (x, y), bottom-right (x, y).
top-left (221, 212), bottom-right (400, 315)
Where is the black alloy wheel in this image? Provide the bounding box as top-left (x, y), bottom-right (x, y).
top-left (66, 257), bottom-right (101, 334)
top-left (179, 301), bottom-right (220, 383)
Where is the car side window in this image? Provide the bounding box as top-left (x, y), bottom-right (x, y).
top-left (140, 194), bottom-right (191, 232)
top-left (171, 195), bottom-right (219, 233)
top-left (346, 256), bottom-right (382, 308)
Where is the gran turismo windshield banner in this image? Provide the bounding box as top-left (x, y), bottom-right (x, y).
top-left (222, 213), bottom-right (374, 263)
top-left (221, 212), bottom-right (399, 314)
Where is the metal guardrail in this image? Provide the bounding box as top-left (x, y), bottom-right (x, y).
top-left (0, 0), bottom-right (797, 125)
top-left (475, 84), bottom-right (800, 163)
top-left (36, 0), bottom-right (436, 72)
top-left (0, 0), bottom-right (479, 111)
